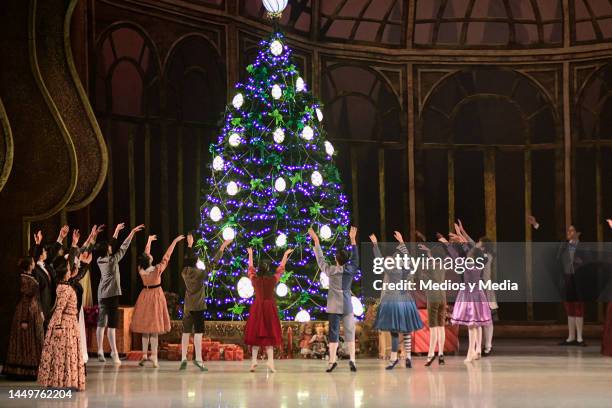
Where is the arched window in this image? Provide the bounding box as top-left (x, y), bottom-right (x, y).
top-left (415, 0), bottom-right (563, 47)
top-left (572, 0), bottom-right (612, 43)
top-left (322, 63), bottom-right (404, 239)
top-left (574, 63), bottom-right (612, 241)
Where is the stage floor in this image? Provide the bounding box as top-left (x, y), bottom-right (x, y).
top-left (2, 340), bottom-right (612, 407)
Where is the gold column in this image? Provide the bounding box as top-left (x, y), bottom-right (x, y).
top-left (105, 119), bottom-right (113, 227)
top-left (483, 149), bottom-right (497, 240)
top-left (407, 63), bottom-right (416, 240)
top-left (447, 150), bottom-right (455, 232)
top-left (128, 127), bottom-right (137, 300)
top-left (378, 147), bottom-right (386, 240)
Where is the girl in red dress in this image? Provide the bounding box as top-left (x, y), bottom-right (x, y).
top-left (244, 247), bottom-right (293, 372)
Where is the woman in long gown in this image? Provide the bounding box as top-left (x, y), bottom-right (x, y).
top-left (2, 257), bottom-right (44, 380)
top-left (244, 247), bottom-right (293, 372)
top-left (37, 252), bottom-right (90, 391)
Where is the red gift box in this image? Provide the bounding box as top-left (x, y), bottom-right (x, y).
top-left (235, 348), bottom-right (244, 361)
top-left (224, 350), bottom-right (235, 360)
top-left (206, 351), bottom-right (220, 361)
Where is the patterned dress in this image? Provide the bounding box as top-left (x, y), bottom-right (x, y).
top-left (38, 283), bottom-right (86, 391)
top-left (130, 255), bottom-right (171, 334)
top-left (2, 273), bottom-right (44, 379)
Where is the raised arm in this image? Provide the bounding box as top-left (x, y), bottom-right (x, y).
top-left (456, 219), bottom-right (475, 245)
top-left (211, 239), bottom-right (232, 269)
top-left (247, 247), bottom-right (255, 279)
top-left (308, 228), bottom-right (329, 271)
top-left (145, 234), bottom-right (157, 255)
top-left (369, 233), bottom-right (383, 259)
top-left (111, 224), bottom-right (144, 263)
top-left (276, 248), bottom-right (294, 281)
top-left (158, 235), bottom-right (185, 273)
top-left (348, 226), bottom-right (359, 266)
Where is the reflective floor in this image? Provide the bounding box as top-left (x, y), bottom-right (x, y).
top-left (2, 340), bottom-right (612, 407)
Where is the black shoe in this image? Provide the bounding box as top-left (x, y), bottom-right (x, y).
top-left (405, 358), bottom-right (412, 369)
top-left (424, 356), bottom-right (435, 367)
top-left (326, 362), bottom-right (337, 373)
top-left (349, 361), bottom-right (357, 372)
top-left (482, 349), bottom-right (492, 357)
top-left (575, 341), bottom-right (587, 347)
top-left (438, 355), bottom-right (445, 366)
top-left (558, 339), bottom-right (577, 346)
top-left (386, 359), bottom-right (399, 370)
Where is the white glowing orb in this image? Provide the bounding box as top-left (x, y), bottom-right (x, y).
top-left (271, 84), bottom-right (282, 100)
top-left (226, 181), bottom-right (239, 196)
top-left (222, 227), bottom-right (235, 241)
top-left (320, 224), bottom-right (332, 240)
top-left (212, 156), bottom-right (224, 171)
top-left (324, 141), bottom-right (334, 156)
top-left (276, 282), bottom-right (289, 297)
top-left (263, 0), bottom-right (288, 14)
top-left (295, 309), bottom-right (311, 322)
top-left (351, 296), bottom-right (364, 317)
top-left (311, 171), bottom-right (323, 186)
top-left (273, 128), bottom-right (285, 144)
top-left (270, 40), bottom-right (283, 56)
top-left (237, 276), bottom-right (254, 299)
top-left (275, 233), bottom-right (287, 247)
top-left (320, 272), bottom-right (329, 289)
top-left (316, 108), bottom-right (323, 122)
top-left (301, 125), bottom-right (314, 141)
top-left (209, 206), bottom-right (222, 222)
top-left (196, 259), bottom-right (206, 270)
top-left (228, 133), bottom-right (241, 147)
top-left (296, 77), bottom-right (305, 92)
top-left (232, 93), bottom-right (244, 109)
top-left (274, 177), bottom-right (286, 192)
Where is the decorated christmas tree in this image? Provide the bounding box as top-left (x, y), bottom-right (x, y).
top-left (197, 30), bottom-right (359, 321)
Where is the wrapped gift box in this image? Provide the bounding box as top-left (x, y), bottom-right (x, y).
top-left (412, 309), bottom-right (459, 354)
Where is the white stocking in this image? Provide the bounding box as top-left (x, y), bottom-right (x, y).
top-left (150, 333), bottom-right (159, 362)
top-left (567, 316), bottom-right (576, 342)
top-left (475, 327), bottom-right (482, 354)
top-left (107, 328), bottom-right (118, 356)
top-left (483, 324), bottom-right (493, 351)
top-left (266, 346), bottom-right (275, 369)
top-left (428, 328), bottom-right (438, 358)
top-left (437, 327), bottom-right (445, 356)
top-left (575, 317), bottom-right (584, 342)
top-left (328, 342), bottom-right (338, 364)
top-left (142, 333), bottom-right (151, 359)
top-left (347, 342), bottom-right (356, 362)
top-left (96, 326), bottom-right (105, 355)
top-left (194, 333), bottom-right (203, 362)
top-left (251, 346), bottom-right (259, 365)
top-left (181, 333), bottom-right (190, 361)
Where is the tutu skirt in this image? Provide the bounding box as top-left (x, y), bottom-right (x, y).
top-left (374, 299), bottom-right (423, 333)
top-left (451, 289), bottom-right (492, 327)
top-left (244, 299), bottom-right (282, 347)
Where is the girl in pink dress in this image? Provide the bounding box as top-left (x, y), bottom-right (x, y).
top-left (131, 234), bottom-right (184, 367)
top-left (244, 247), bottom-right (293, 372)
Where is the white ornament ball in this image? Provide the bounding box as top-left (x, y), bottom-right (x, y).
top-left (196, 259), bottom-right (206, 270)
top-left (351, 296), bottom-right (364, 317)
top-left (301, 125), bottom-right (314, 141)
top-left (316, 108), bottom-right (323, 122)
top-left (222, 227), bottom-right (235, 241)
top-left (320, 224), bottom-right (332, 240)
top-left (274, 177), bottom-right (286, 192)
top-left (311, 171), bottom-right (323, 186)
top-left (296, 77), bottom-right (305, 92)
top-left (209, 206), bottom-right (222, 222)
top-left (263, 0), bottom-right (288, 13)
top-left (273, 128), bottom-right (285, 144)
top-left (232, 93), bottom-right (244, 109)
top-left (237, 276), bottom-right (254, 299)
top-left (226, 181), bottom-right (239, 196)
top-left (229, 133), bottom-right (241, 147)
top-left (275, 233), bottom-right (287, 247)
top-left (324, 141), bottom-right (334, 156)
top-left (320, 272), bottom-right (329, 289)
top-left (271, 84), bottom-right (282, 100)
top-left (270, 40), bottom-right (283, 56)
top-left (276, 282), bottom-right (289, 297)
top-left (295, 309), bottom-right (311, 322)
top-left (212, 156), bottom-right (224, 171)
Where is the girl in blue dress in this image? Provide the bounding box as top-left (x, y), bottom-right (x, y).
top-left (371, 231), bottom-right (423, 369)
